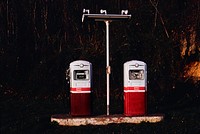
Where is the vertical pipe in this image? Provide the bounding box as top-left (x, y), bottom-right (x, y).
top-left (105, 21), bottom-right (110, 115)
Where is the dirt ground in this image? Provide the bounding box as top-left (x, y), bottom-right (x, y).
top-left (1, 82), bottom-right (200, 134)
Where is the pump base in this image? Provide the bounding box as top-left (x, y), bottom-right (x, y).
top-left (70, 93), bottom-right (91, 116)
top-left (51, 114), bottom-right (164, 126)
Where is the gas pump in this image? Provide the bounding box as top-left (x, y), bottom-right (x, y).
top-left (67, 60), bottom-right (92, 116)
top-left (124, 60), bottom-right (147, 116)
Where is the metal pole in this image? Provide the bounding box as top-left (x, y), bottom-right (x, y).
top-left (82, 11), bottom-right (131, 116)
top-left (105, 20), bottom-right (110, 115)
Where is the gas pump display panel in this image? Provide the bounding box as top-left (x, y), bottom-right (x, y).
top-left (74, 70), bottom-right (89, 80)
top-left (129, 70), bottom-right (144, 80)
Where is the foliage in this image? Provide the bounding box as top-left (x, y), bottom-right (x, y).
top-left (1, 0), bottom-right (199, 91)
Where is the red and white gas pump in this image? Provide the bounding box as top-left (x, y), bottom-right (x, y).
top-left (124, 60), bottom-right (147, 116)
top-left (68, 60), bottom-right (92, 116)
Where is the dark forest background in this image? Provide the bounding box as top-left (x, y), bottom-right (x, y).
top-left (1, 0), bottom-right (199, 94)
top-left (0, 0), bottom-right (200, 133)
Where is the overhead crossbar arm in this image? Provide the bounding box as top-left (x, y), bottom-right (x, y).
top-left (82, 14), bottom-right (131, 22)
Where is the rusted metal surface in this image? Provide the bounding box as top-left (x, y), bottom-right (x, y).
top-left (51, 114), bottom-right (164, 126)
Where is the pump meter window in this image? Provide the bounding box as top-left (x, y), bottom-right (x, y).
top-left (129, 70), bottom-right (144, 80)
top-left (74, 70), bottom-right (89, 80)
